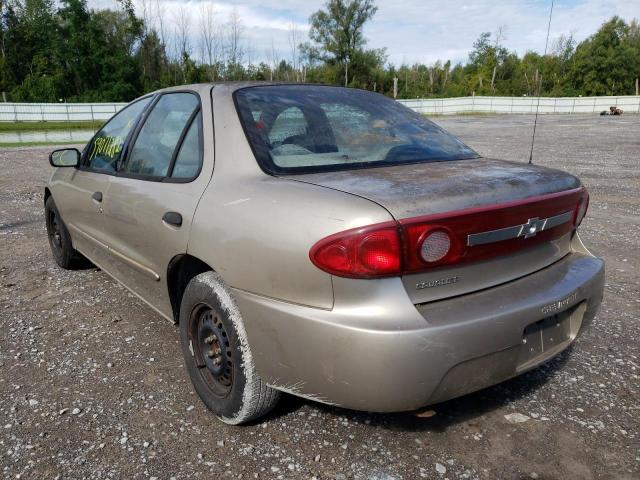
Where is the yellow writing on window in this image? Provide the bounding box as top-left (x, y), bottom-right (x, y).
top-left (89, 135), bottom-right (123, 161)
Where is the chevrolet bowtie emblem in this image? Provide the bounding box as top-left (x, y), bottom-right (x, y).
top-left (522, 217), bottom-right (543, 238)
top-left (466, 211), bottom-right (574, 247)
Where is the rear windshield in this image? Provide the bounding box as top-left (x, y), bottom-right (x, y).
top-left (234, 85), bottom-right (478, 174)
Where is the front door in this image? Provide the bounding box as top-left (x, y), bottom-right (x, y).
top-left (99, 92), bottom-right (209, 318)
top-left (57, 97), bottom-right (152, 268)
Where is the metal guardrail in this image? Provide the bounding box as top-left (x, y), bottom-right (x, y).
top-left (0, 95), bottom-right (638, 122)
top-left (398, 95), bottom-right (640, 115)
top-left (0, 103), bottom-right (127, 122)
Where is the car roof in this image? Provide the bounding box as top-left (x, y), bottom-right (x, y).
top-left (153, 81), bottom-right (348, 97)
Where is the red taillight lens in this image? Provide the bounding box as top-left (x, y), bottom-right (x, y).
top-left (574, 189), bottom-right (589, 227)
top-left (358, 231), bottom-right (401, 272)
top-left (310, 187), bottom-right (587, 279)
top-left (310, 223), bottom-right (401, 278)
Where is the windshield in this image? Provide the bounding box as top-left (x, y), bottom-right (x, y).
top-left (234, 85), bottom-right (479, 174)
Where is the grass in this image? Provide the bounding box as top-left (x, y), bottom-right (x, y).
top-left (0, 140), bottom-right (83, 148)
top-left (423, 111), bottom-right (500, 118)
top-left (0, 120), bottom-right (103, 132)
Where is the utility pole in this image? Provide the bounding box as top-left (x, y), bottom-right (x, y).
top-left (344, 60), bottom-right (348, 87)
top-left (393, 77), bottom-right (398, 99)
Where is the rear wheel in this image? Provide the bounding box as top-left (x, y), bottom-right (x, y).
top-left (179, 272), bottom-right (280, 424)
top-left (45, 197), bottom-right (87, 269)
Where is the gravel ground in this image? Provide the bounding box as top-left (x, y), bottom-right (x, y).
top-left (1, 114), bottom-right (638, 480)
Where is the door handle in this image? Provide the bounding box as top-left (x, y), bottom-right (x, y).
top-left (162, 211), bottom-right (182, 227)
top-left (92, 191), bottom-right (103, 202)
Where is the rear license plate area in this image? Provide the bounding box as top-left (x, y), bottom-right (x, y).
top-left (517, 309), bottom-right (574, 370)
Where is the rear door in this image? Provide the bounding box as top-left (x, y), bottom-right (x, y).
top-left (55, 97), bottom-right (152, 267)
top-left (99, 91), bottom-right (209, 318)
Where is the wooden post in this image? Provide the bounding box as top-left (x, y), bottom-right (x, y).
top-left (393, 77), bottom-right (398, 99)
top-left (636, 78), bottom-right (639, 96)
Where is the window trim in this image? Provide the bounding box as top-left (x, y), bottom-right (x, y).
top-left (232, 84), bottom-right (480, 176)
top-left (79, 94), bottom-right (156, 175)
top-left (117, 90), bottom-right (204, 184)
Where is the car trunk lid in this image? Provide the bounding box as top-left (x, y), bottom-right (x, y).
top-left (292, 157), bottom-right (584, 303)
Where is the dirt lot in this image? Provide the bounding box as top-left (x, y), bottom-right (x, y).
top-left (1, 114), bottom-right (638, 480)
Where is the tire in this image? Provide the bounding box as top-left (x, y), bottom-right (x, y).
top-left (45, 196), bottom-right (87, 269)
top-left (179, 271), bottom-right (280, 424)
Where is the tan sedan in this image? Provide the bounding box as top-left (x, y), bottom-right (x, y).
top-left (45, 83), bottom-right (604, 424)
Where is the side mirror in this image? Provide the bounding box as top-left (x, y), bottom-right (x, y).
top-left (49, 148), bottom-right (80, 168)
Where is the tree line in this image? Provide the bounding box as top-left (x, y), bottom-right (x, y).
top-left (0, 0), bottom-right (638, 103)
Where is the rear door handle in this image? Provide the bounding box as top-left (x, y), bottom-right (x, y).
top-left (162, 211), bottom-right (182, 227)
top-left (92, 191), bottom-right (103, 202)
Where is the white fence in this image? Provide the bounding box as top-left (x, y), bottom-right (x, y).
top-left (0, 102), bottom-right (127, 122)
top-left (398, 95), bottom-right (640, 115)
top-left (0, 95), bottom-right (639, 122)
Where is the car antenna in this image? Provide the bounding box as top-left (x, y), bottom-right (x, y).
top-left (528, 0), bottom-right (555, 165)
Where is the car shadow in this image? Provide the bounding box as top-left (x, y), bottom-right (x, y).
top-left (0, 218), bottom-right (41, 230)
top-left (263, 345), bottom-right (573, 431)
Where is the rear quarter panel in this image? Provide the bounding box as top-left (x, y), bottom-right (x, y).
top-left (189, 175), bottom-right (392, 309)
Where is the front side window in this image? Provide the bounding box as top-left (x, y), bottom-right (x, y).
top-left (123, 93), bottom-right (199, 178)
top-left (235, 85), bottom-right (478, 174)
top-left (85, 97), bottom-right (151, 173)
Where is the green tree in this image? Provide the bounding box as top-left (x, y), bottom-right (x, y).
top-left (573, 17), bottom-right (640, 95)
top-left (0, 3), bottom-right (638, 103)
top-left (304, 0), bottom-right (378, 86)
top-left (4, 0), bottom-right (60, 101)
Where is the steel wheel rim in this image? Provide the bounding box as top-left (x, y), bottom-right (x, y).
top-left (190, 303), bottom-right (234, 398)
top-left (48, 211), bottom-right (63, 253)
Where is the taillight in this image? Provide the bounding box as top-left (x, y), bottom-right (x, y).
top-left (420, 230), bottom-right (451, 262)
top-left (574, 189), bottom-right (589, 227)
top-left (404, 224), bottom-right (463, 271)
top-left (310, 187), bottom-right (587, 279)
top-left (309, 222), bottom-right (402, 278)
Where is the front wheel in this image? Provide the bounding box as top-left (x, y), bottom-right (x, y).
top-left (179, 272), bottom-right (280, 424)
top-left (45, 196), bottom-right (88, 269)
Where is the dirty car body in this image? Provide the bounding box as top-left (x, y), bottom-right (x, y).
top-left (45, 83), bottom-right (604, 420)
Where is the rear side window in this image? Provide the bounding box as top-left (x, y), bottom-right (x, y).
top-left (123, 93), bottom-right (199, 178)
top-left (235, 85), bottom-right (478, 174)
top-left (171, 110), bottom-right (203, 179)
top-left (85, 97), bottom-right (151, 173)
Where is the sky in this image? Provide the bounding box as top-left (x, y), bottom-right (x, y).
top-left (88, 0), bottom-right (639, 65)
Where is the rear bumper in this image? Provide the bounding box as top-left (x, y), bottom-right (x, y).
top-left (233, 247), bottom-right (604, 412)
